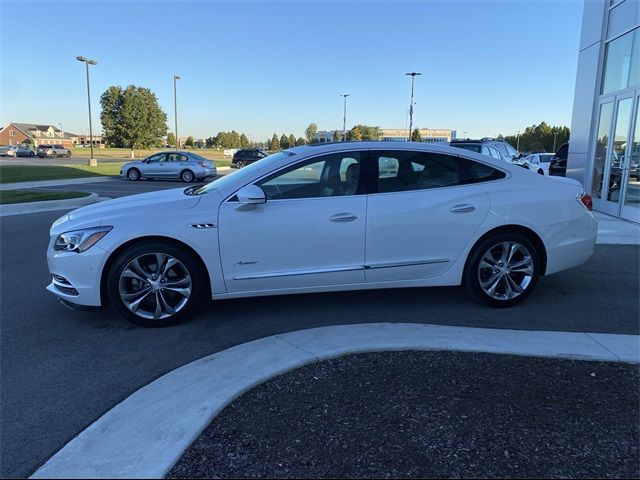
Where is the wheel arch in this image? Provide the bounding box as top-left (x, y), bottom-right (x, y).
top-left (463, 225), bottom-right (548, 281)
top-left (100, 235), bottom-right (212, 306)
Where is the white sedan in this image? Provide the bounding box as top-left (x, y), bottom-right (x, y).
top-left (47, 142), bottom-right (597, 327)
top-left (520, 153), bottom-right (555, 175)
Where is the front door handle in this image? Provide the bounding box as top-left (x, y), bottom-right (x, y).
top-left (330, 213), bottom-right (358, 222)
top-left (450, 204), bottom-right (476, 214)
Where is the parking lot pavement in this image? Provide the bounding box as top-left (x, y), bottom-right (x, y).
top-left (36, 178), bottom-right (193, 198)
top-left (1, 192), bottom-right (639, 477)
top-left (0, 157), bottom-right (127, 166)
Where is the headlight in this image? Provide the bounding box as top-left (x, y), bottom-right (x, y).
top-left (54, 226), bottom-right (112, 253)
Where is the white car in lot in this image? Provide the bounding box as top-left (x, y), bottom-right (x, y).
top-left (519, 153), bottom-right (555, 175)
top-left (47, 142), bottom-right (597, 327)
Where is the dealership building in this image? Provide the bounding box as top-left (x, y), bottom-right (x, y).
top-left (568, 0), bottom-right (639, 223)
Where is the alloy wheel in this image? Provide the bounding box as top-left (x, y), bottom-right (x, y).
top-left (181, 170), bottom-right (194, 182)
top-left (477, 241), bottom-right (534, 301)
top-left (118, 253), bottom-right (192, 320)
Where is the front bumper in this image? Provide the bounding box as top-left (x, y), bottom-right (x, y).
top-left (46, 239), bottom-right (107, 308)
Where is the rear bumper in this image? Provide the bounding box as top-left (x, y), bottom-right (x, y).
top-left (540, 212), bottom-right (597, 275)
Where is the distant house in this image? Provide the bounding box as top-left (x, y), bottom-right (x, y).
top-left (0, 123), bottom-right (80, 148)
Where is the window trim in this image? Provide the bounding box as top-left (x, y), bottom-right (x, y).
top-left (226, 148), bottom-right (371, 203)
top-left (367, 149), bottom-right (510, 197)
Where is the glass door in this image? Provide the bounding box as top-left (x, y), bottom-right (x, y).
top-left (595, 94), bottom-right (634, 216)
top-left (621, 95), bottom-right (640, 223)
top-left (590, 101), bottom-right (614, 211)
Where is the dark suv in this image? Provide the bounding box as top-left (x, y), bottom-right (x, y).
top-left (232, 148), bottom-right (268, 168)
top-left (549, 143), bottom-right (568, 177)
top-left (449, 138), bottom-right (518, 162)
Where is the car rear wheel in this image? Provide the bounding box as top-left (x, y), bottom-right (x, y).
top-left (180, 169), bottom-right (195, 182)
top-left (236, 160), bottom-right (246, 168)
top-left (537, 169), bottom-right (544, 175)
top-left (465, 232), bottom-right (540, 308)
top-left (107, 242), bottom-right (206, 327)
top-left (127, 168), bottom-right (141, 181)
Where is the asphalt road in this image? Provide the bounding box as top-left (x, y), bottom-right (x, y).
top-left (0, 156), bottom-right (127, 166)
top-left (1, 180), bottom-right (639, 478)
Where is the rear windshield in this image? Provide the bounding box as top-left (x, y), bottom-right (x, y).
top-left (450, 144), bottom-right (481, 153)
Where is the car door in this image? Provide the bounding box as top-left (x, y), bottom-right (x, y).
top-left (165, 152), bottom-right (185, 178)
top-left (218, 150), bottom-right (368, 293)
top-left (364, 150), bottom-right (495, 283)
top-left (144, 153), bottom-right (167, 177)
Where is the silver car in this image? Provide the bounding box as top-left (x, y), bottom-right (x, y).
top-left (120, 151), bottom-right (217, 182)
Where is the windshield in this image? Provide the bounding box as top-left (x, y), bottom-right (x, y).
top-left (539, 154), bottom-right (554, 163)
top-left (193, 150), bottom-right (296, 195)
top-left (450, 144), bottom-right (481, 153)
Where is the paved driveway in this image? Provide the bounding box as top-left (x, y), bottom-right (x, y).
top-left (1, 181), bottom-right (638, 478)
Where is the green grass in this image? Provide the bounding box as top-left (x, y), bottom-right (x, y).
top-left (0, 163), bottom-right (125, 184)
top-left (71, 147), bottom-right (232, 162)
top-left (0, 190), bottom-right (90, 205)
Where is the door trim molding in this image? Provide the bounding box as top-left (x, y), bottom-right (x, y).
top-left (232, 259), bottom-right (450, 280)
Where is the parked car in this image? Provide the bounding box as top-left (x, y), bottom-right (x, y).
top-left (549, 143), bottom-right (568, 176)
top-left (232, 148), bottom-right (269, 168)
top-left (14, 145), bottom-right (36, 157)
top-left (37, 144), bottom-right (71, 158)
top-left (519, 153), bottom-right (554, 175)
top-left (0, 145), bottom-right (19, 157)
top-left (449, 138), bottom-right (518, 162)
top-left (47, 142), bottom-right (596, 327)
top-left (120, 151), bottom-right (217, 182)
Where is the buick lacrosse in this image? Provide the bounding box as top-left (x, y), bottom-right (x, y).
top-left (47, 142), bottom-right (597, 327)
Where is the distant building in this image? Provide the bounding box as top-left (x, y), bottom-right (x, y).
top-left (380, 128), bottom-right (456, 143)
top-left (76, 135), bottom-right (106, 148)
top-left (0, 123), bottom-right (80, 148)
top-left (314, 128), bottom-right (456, 143)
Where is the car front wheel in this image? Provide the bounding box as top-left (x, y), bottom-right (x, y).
top-left (465, 232), bottom-right (540, 308)
top-left (107, 242), bottom-right (206, 327)
top-left (127, 168), bottom-right (141, 181)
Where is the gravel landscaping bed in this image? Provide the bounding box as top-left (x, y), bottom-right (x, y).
top-left (168, 351), bottom-right (639, 479)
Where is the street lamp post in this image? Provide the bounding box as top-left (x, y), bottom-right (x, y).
top-left (405, 72), bottom-right (421, 141)
top-left (76, 56), bottom-right (98, 165)
top-left (341, 94), bottom-right (350, 141)
top-left (517, 131), bottom-right (521, 152)
top-left (174, 75), bottom-right (181, 151)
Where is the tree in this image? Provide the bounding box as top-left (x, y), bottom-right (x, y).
top-left (346, 125), bottom-right (381, 141)
top-left (270, 133), bottom-right (280, 151)
top-left (240, 134), bottom-right (250, 149)
top-left (185, 136), bottom-right (194, 147)
top-left (296, 137), bottom-right (306, 146)
top-left (411, 128), bottom-right (422, 142)
top-left (167, 132), bottom-right (176, 146)
top-left (205, 136), bottom-right (216, 148)
top-left (501, 122), bottom-right (570, 153)
top-left (280, 134), bottom-right (289, 149)
top-left (332, 130), bottom-right (340, 142)
top-left (100, 85), bottom-right (167, 149)
top-left (305, 123), bottom-right (318, 144)
top-left (288, 134), bottom-right (296, 148)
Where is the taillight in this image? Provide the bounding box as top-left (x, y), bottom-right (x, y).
top-left (577, 193), bottom-right (592, 211)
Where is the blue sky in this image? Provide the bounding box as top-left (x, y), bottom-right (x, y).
top-left (1, 0), bottom-right (584, 141)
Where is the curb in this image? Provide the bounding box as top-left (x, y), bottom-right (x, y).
top-left (30, 322), bottom-right (639, 479)
top-left (1, 177), bottom-right (116, 191)
top-left (0, 193), bottom-right (101, 217)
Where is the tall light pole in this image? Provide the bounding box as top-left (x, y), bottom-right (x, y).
top-left (405, 72), bottom-right (421, 141)
top-left (517, 130), bottom-right (521, 152)
top-left (341, 94), bottom-right (350, 141)
top-left (173, 75), bottom-right (181, 150)
top-left (76, 56), bottom-right (97, 165)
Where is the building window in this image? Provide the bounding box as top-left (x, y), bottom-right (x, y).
top-left (9, 130), bottom-right (14, 136)
top-left (601, 27), bottom-right (640, 94)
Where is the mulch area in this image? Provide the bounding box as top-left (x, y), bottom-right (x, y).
top-left (168, 350), bottom-right (639, 479)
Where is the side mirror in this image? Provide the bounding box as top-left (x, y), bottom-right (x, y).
top-left (236, 184), bottom-right (266, 205)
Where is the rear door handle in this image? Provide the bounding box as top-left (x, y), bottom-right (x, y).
top-left (330, 213), bottom-right (358, 222)
top-left (450, 204), bottom-right (476, 214)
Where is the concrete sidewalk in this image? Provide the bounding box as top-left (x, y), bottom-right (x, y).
top-left (594, 211), bottom-right (640, 245)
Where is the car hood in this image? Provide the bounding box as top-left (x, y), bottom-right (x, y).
top-left (51, 187), bottom-right (201, 234)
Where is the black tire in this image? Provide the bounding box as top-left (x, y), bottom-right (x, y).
top-left (465, 232), bottom-right (541, 308)
top-left (236, 160), bottom-right (246, 168)
top-left (127, 168), bottom-right (141, 181)
top-left (180, 169), bottom-right (195, 182)
top-left (107, 241), bottom-right (207, 327)
top-left (537, 169), bottom-right (544, 175)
